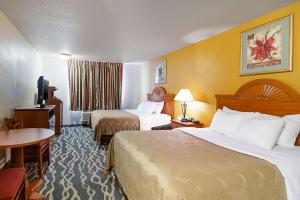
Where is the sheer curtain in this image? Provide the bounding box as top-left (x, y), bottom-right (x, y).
top-left (68, 60), bottom-right (123, 111)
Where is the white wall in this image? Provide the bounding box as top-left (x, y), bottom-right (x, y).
top-left (122, 62), bottom-right (151, 109)
top-left (0, 11), bottom-right (42, 167)
top-left (40, 57), bottom-right (151, 125)
top-left (122, 63), bottom-right (142, 109)
top-left (140, 62), bottom-right (151, 101)
top-left (41, 55), bottom-right (81, 125)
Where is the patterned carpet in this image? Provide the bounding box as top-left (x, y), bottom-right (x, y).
top-left (27, 126), bottom-right (125, 200)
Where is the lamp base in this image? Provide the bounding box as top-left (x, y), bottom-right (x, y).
top-left (180, 118), bottom-right (189, 122)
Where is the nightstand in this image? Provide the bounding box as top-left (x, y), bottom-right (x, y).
top-left (151, 124), bottom-right (173, 130)
top-left (171, 119), bottom-right (204, 129)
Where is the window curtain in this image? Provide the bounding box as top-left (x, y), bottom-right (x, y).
top-left (68, 60), bottom-right (123, 111)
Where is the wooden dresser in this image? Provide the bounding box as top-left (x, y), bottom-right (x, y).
top-left (15, 86), bottom-right (63, 135)
top-left (46, 86), bottom-right (63, 135)
top-left (15, 105), bottom-right (57, 134)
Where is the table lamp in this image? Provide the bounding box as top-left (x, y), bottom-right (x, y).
top-left (174, 89), bottom-right (194, 122)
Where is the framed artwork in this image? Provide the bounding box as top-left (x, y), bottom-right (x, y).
top-left (154, 60), bottom-right (167, 84)
top-left (240, 15), bottom-right (293, 76)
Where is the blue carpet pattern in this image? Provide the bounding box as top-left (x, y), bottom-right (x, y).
top-left (27, 126), bottom-right (125, 200)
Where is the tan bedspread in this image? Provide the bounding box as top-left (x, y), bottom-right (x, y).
top-left (91, 110), bottom-right (140, 144)
top-left (106, 130), bottom-right (287, 200)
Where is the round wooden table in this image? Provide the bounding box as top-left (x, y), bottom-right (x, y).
top-left (0, 128), bottom-right (54, 167)
top-left (0, 128), bottom-right (54, 199)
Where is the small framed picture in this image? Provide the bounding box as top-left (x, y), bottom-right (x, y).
top-left (154, 60), bottom-right (167, 84)
top-left (240, 15), bottom-right (293, 76)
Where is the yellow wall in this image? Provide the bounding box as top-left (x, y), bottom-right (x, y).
top-left (150, 2), bottom-right (300, 126)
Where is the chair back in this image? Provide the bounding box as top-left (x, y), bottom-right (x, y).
top-left (5, 116), bottom-right (23, 130)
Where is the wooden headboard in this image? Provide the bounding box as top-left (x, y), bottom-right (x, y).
top-left (147, 86), bottom-right (174, 118)
top-left (216, 79), bottom-right (300, 145)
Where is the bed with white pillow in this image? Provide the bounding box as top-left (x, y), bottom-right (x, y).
top-left (106, 79), bottom-right (300, 200)
top-left (176, 127), bottom-right (300, 200)
top-left (91, 86), bottom-right (174, 144)
top-left (208, 107), bottom-right (300, 200)
top-left (125, 108), bottom-right (171, 130)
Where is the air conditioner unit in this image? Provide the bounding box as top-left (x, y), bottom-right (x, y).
top-left (81, 112), bottom-right (92, 126)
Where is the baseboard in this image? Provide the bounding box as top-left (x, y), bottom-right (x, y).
top-left (62, 124), bottom-right (90, 127)
top-left (62, 124), bottom-right (82, 127)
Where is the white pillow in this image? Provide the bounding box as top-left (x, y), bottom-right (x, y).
top-left (210, 109), bottom-right (244, 137)
top-left (223, 106), bottom-right (243, 114)
top-left (277, 117), bottom-right (300, 148)
top-left (222, 106), bottom-right (259, 120)
top-left (137, 101), bottom-right (157, 114)
top-left (285, 114), bottom-right (300, 122)
top-left (235, 118), bottom-right (285, 149)
top-left (153, 101), bottom-right (164, 114)
top-left (257, 113), bottom-right (281, 120)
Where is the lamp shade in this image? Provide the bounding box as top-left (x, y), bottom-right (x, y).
top-left (174, 89), bottom-right (194, 102)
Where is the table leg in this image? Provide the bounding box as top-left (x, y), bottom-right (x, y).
top-left (11, 147), bottom-right (24, 167)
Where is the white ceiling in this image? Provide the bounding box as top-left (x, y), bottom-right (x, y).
top-left (0, 0), bottom-right (296, 62)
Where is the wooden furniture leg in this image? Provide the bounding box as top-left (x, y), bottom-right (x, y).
top-left (25, 178), bottom-right (44, 200)
top-left (28, 179), bottom-right (44, 200)
top-left (38, 149), bottom-right (43, 178)
top-left (11, 147), bottom-right (24, 167)
top-left (28, 191), bottom-right (44, 200)
top-left (20, 180), bottom-right (27, 200)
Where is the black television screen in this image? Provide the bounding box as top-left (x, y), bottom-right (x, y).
top-left (37, 76), bottom-right (49, 108)
top-left (43, 78), bottom-right (49, 100)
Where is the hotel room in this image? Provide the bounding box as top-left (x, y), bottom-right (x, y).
top-left (0, 0), bottom-right (300, 199)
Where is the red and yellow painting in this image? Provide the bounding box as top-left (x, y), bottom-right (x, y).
top-left (247, 25), bottom-right (282, 69)
top-left (240, 15), bottom-right (292, 75)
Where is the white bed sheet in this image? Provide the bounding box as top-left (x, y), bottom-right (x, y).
top-left (126, 109), bottom-right (171, 130)
top-left (176, 127), bottom-right (300, 200)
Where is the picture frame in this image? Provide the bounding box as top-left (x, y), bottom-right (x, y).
top-left (240, 15), bottom-right (293, 76)
top-left (154, 60), bottom-right (167, 84)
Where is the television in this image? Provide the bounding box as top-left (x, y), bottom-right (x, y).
top-left (36, 76), bottom-right (49, 108)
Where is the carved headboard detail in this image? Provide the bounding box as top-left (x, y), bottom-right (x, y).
top-left (235, 79), bottom-right (300, 101)
top-left (216, 79), bottom-right (300, 145)
top-left (148, 86), bottom-right (174, 118)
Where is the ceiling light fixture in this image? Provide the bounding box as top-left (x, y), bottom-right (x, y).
top-left (59, 53), bottom-right (72, 60)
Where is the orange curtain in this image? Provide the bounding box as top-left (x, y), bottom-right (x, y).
top-left (68, 60), bottom-right (123, 111)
